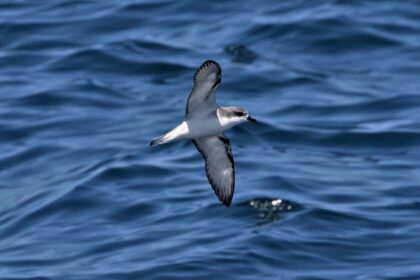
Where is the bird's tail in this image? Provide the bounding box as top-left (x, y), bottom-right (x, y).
top-left (149, 131), bottom-right (178, 147)
top-left (150, 122), bottom-right (188, 147)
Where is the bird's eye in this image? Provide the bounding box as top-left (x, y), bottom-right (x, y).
top-left (235, 111), bottom-right (245, 117)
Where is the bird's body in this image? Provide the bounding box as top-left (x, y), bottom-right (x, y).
top-left (150, 60), bottom-right (256, 207)
top-left (151, 107), bottom-right (247, 144)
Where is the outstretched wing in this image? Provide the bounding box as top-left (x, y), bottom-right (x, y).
top-left (193, 134), bottom-right (235, 207)
top-left (186, 60), bottom-right (221, 117)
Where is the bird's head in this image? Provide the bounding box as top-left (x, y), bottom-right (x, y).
top-left (233, 107), bottom-right (257, 123)
top-left (219, 107), bottom-right (257, 127)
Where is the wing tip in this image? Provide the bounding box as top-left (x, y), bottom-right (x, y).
top-left (209, 176), bottom-right (235, 208)
top-left (221, 196), bottom-right (233, 207)
top-left (203, 59), bottom-right (220, 67)
top-left (193, 59), bottom-right (221, 83)
top-left (201, 59), bottom-right (220, 69)
top-left (205, 165), bottom-right (235, 207)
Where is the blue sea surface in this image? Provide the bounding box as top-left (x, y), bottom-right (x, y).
top-left (1, 1), bottom-right (420, 279)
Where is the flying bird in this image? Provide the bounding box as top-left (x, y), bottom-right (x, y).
top-left (150, 60), bottom-right (256, 207)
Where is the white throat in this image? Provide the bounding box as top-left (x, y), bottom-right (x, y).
top-left (217, 112), bottom-right (245, 130)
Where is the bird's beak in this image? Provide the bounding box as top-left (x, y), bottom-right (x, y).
top-left (247, 116), bottom-right (257, 123)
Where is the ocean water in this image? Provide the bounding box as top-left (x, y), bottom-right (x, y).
top-left (1, 1), bottom-right (420, 279)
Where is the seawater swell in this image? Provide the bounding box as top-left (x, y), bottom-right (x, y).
top-left (1, 1), bottom-right (420, 279)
